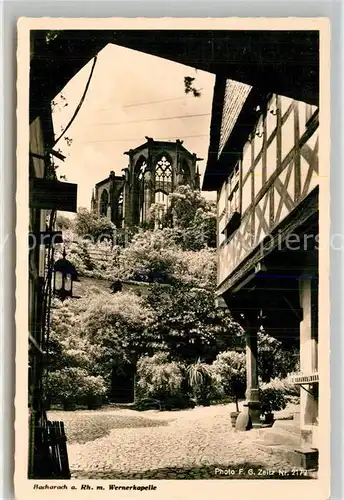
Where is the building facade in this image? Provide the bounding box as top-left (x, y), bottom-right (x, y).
top-left (28, 34), bottom-right (79, 478)
top-left (29, 113), bottom-right (78, 477)
top-left (91, 138), bottom-right (201, 227)
top-left (203, 78), bottom-right (319, 452)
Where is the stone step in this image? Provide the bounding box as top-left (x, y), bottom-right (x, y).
top-left (256, 420), bottom-right (301, 447)
top-left (256, 431), bottom-right (301, 448)
top-left (273, 419), bottom-right (301, 434)
top-left (255, 442), bottom-right (319, 471)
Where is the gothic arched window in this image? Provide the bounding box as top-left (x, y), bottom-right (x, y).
top-left (100, 189), bottom-right (109, 216)
top-left (137, 160), bottom-right (150, 223)
top-left (118, 191), bottom-right (124, 222)
top-left (155, 156), bottom-right (172, 192)
top-left (153, 156), bottom-right (173, 227)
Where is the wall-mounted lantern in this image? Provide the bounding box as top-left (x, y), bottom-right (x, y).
top-left (53, 248), bottom-right (78, 301)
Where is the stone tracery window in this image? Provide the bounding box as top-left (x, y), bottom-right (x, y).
top-left (137, 160), bottom-right (150, 223)
top-left (154, 156), bottom-right (172, 227)
top-left (118, 191), bottom-right (124, 222)
top-left (138, 161), bottom-right (148, 181)
top-left (155, 156), bottom-right (172, 192)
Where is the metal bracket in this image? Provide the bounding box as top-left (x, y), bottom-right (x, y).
top-left (300, 384), bottom-right (315, 396)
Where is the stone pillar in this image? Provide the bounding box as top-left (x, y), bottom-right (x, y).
top-left (245, 326), bottom-right (261, 428)
top-left (236, 314), bottom-right (261, 431)
top-left (299, 276), bottom-right (318, 446)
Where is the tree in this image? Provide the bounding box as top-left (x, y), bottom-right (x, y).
top-left (165, 185), bottom-right (217, 250)
top-left (186, 359), bottom-right (215, 405)
top-left (212, 351), bottom-right (246, 412)
top-left (56, 214), bottom-right (72, 230)
top-left (79, 288), bottom-right (157, 384)
top-left (144, 284), bottom-right (244, 364)
top-left (73, 208), bottom-right (116, 242)
top-left (118, 227), bottom-right (217, 287)
top-left (45, 296), bottom-right (107, 408)
top-left (184, 76), bottom-right (201, 97)
top-left (119, 229), bottom-right (178, 283)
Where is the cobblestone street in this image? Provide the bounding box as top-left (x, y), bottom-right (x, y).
top-left (49, 403), bottom-right (309, 480)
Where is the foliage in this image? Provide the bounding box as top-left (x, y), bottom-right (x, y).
top-left (144, 284), bottom-right (244, 364)
top-left (45, 295), bottom-right (108, 408)
top-left (212, 351), bottom-right (246, 412)
top-left (80, 289), bottom-right (156, 376)
top-left (45, 31), bottom-right (60, 44)
top-left (259, 381), bottom-right (288, 415)
top-left (73, 208), bottom-right (116, 241)
top-left (184, 76), bottom-right (202, 98)
top-left (258, 331), bottom-right (299, 382)
top-left (119, 229), bottom-right (178, 283)
top-left (259, 376), bottom-right (300, 407)
top-left (55, 229), bottom-right (122, 281)
top-left (56, 214), bottom-right (72, 230)
top-left (172, 248), bottom-right (217, 289)
top-left (46, 185), bottom-right (300, 412)
top-left (119, 227), bottom-right (217, 287)
top-left (165, 185), bottom-right (217, 250)
top-left (136, 353), bottom-right (191, 410)
top-left (45, 368), bottom-right (107, 409)
top-left (186, 359), bottom-right (216, 405)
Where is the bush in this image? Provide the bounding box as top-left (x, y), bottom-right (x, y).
top-left (45, 368), bottom-right (107, 409)
top-left (266, 376), bottom-right (300, 396)
top-left (74, 208), bottom-right (116, 241)
top-left (136, 353), bottom-right (191, 410)
top-left (212, 351), bottom-right (246, 412)
top-left (259, 381), bottom-right (288, 415)
top-left (260, 376), bottom-right (300, 407)
top-left (258, 331), bottom-right (299, 382)
top-left (186, 359), bottom-right (217, 406)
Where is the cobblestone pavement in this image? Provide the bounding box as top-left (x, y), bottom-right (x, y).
top-left (49, 404), bottom-right (310, 480)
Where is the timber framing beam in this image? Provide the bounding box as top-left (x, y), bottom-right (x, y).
top-left (216, 189), bottom-right (318, 297)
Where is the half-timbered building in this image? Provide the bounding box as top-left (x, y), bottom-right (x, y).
top-left (203, 78), bottom-right (319, 452)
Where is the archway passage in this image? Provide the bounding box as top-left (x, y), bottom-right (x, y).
top-left (110, 363), bottom-right (136, 404)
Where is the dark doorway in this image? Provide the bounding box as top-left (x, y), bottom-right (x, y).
top-left (110, 364), bottom-right (135, 403)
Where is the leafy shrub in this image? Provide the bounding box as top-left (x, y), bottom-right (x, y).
top-left (212, 351), bottom-right (246, 412)
top-left (186, 359), bottom-right (220, 406)
top-left (258, 331), bottom-right (299, 382)
top-left (164, 185), bottom-right (217, 250)
top-left (81, 290), bottom-right (155, 368)
top-left (266, 376), bottom-right (300, 396)
top-left (144, 285), bottom-right (244, 364)
top-left (73, 208), bottom-right (116, 241)
top-left (119, 229), bottom-right (179, 284)
top-left (260, 376), bottom-right (300, 406)
top-left (45, 368), bottom-right (107, 409)
top-left (259, 381), bottom-right (288, 415)
top-left (136, 353), bottom-right (191, 410)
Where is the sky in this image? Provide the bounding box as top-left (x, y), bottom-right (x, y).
top-left (51, 43), bottom-right (216, 214)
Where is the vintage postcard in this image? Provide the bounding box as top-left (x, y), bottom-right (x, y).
top-left (16, 17), bottom-right (330, 500)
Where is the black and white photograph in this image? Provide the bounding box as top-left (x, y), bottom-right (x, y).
top-left (16, 17), bottom-right (330, 500)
